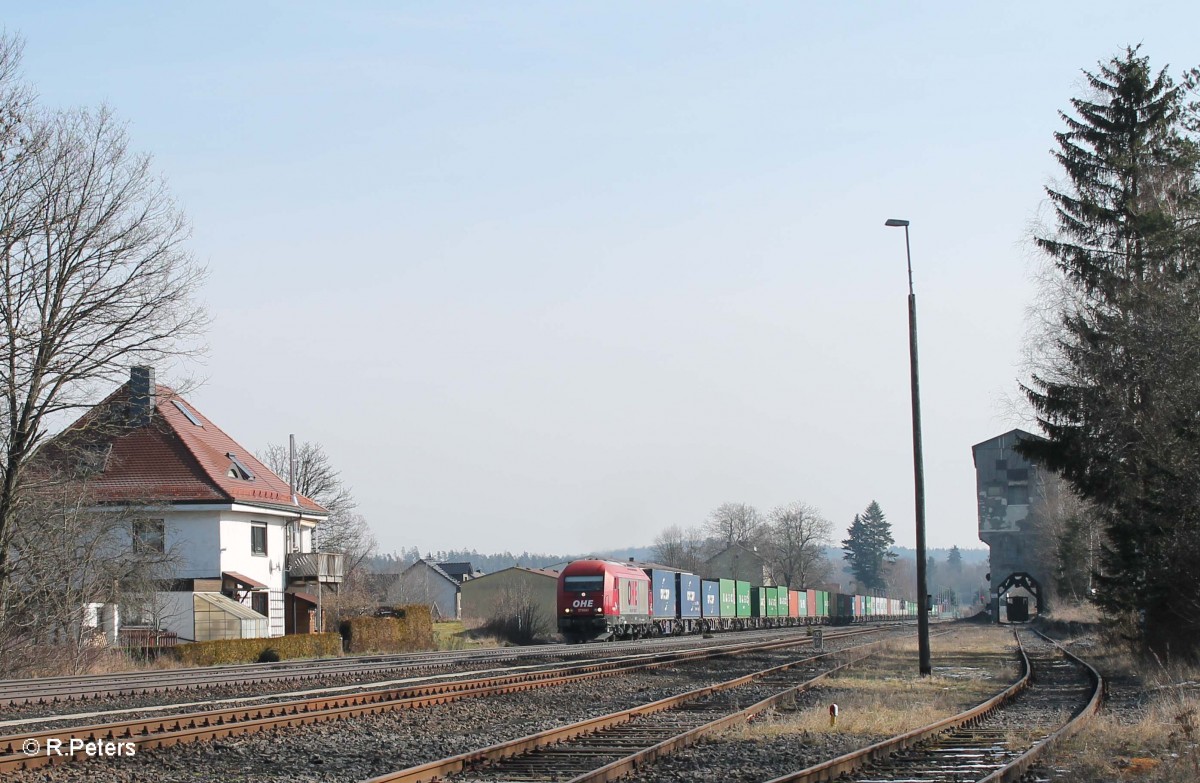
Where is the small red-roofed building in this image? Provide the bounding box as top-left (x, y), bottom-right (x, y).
top-left (49, 367), bottom-right (339, 642)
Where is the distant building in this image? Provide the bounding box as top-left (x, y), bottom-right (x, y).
top-left (703, 544), bottom-right (773, 585)
top-left (437, 562), bottom-right (483, 584)
top-left (460, 566), bottom-right (559, 630)
top-left (44, 367), bottom-right (340, 642)
top-left (388, 559), bottom-right (462, 619)
top-left (973, 428), bottom-right (1058, 620)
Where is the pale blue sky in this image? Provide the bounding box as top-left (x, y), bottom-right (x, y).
top-left (7, 2), bottom-right (1199, 555)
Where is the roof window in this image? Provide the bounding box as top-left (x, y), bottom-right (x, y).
top-left (172, 400), bottom-right (204, 427)
top-left (226, 453), bottom-right (255, 481)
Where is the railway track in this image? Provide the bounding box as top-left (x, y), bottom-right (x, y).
top-left (0, 625), bottom-right (853, 709)
top-left (764, 627), bottom-right (1102, 783)
top-left (357, 631), bottom-right (903, 783)
top-left (0, 626), bottom-right (887, 773)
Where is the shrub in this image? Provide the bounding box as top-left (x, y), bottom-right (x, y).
top-left (482, 588), bottom-right (550, 645)
top-left (341, 605), bottom-right (434, 653)
top-left (257, 647), bottom-right (281, 663)
top-left (174, 632), bottom-right (341, 666)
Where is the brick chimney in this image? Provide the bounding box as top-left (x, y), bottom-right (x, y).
top-left (129, 366), bottom-right (155, 427)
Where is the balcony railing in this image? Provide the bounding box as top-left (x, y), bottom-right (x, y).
top-left (287, 551), bottom-right (345, 583)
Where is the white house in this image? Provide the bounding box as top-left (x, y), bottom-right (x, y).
top-left (56, 367), bottom-right (340, 642)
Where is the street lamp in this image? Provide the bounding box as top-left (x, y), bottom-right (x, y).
top-left (885, 217), bottom-right (932, 677)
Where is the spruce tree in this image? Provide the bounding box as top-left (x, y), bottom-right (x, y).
top-left (841, 501), bottom-right (897, 591)
top-left (1020, 47), bottom-right (1200, 655)
top-left (946, 546), bottom-right (963, 576)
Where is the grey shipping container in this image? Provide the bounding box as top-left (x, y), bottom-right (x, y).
top-left (701, 580), bottom-right (721, 618)
top-left (676, 573), bottom-right (701, 619)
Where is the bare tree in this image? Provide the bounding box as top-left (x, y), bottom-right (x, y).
top-left (704, 502), bottom-right (763, 548)
top-left (1024, 474), bottom-right (1101, 605)
top-left (1, 475), bottom-right (179, 676)
top-left (484, 583), bottom-right (550, 645)
top-left (258, 441), bottom-right (376, 576)
top-left (763, 502), bottom-right (833, 588)
top-left (0, 36), bottom-right (206, 608)
top-left (882, 556), bottom-right (916, 601)
top-left (651, 524), bottom-right (708, 573)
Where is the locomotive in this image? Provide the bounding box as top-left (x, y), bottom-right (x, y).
top-left (557, 558), bottom-right (920, 642)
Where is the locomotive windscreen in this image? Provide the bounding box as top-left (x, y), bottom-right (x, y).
top-left (563, 576), bottom-right (604, 592)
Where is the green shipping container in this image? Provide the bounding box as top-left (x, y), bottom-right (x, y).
top-left (776, 586), bottom-right (789, 616)
top-left (719, 579), bottom-right (736, 618)
top-left (818, 591), bottom-right (829, 617)
top-left (735, 581), bottom-right (751, 618)
top-left (765, 587), bottom-right (778, 617)
top-left (798, 590), bottom-right (808, 616)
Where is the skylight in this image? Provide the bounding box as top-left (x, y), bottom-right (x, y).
top-left (226, 453), bottom-right (255, 481)
top-left (172, 400), bottom-right (203, 427)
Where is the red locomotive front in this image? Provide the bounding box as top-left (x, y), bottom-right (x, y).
top-left (557, 560), bottom-right (650, 641)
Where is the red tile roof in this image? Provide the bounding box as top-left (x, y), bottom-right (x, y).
top-left (54, 381), bottom-right (327, 516)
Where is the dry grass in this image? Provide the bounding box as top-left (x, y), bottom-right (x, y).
top-left (730, 627), bottom-right (1017, 741)
top-left (433, 620), bottom-right (502, 650)
top-left (1038, 626), bottom-right (1200, 782)
top-left (1043, 602), bottom-right (1101, 625)
top-left (1051, 692), bottom-right (1200, 781)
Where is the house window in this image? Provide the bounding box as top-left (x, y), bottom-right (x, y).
top-left (251, 524), bottom-right (267, 556)
top-left (133, 518), bottom-right (165, 553)
top-left (226, 453), bottom-right (255, 481)
top-left (251, 592), bottom-right (269, 616)
top-left (172, 400), bottom-right (204, 427)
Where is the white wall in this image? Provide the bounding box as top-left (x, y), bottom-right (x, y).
top-left (217, 512), bottom-right (290, 637)
top-left (390, 565), bottom-right (460, 619)
top-left (162, 510), bottom-right (222, 578)
top-left (154, 591), bottom-right (196, 642)
top-left (150, 506), bottom-right (325, 639)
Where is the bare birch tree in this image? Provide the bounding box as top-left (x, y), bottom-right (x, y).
top-left (0, 36), bottom-right (206, 611)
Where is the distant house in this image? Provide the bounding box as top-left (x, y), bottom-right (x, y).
top-left (460, 566), bottom-right (559, 629)
top-left (45, 367), bottom-right (341, 642)
top-left (704, 544), bottom-right (773, 585)
top-left (437, 561), bottom-right (483, 585)
top-left (388, 559), bottom-right (462, 619)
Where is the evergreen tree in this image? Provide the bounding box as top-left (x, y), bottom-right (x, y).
top-left (946, 546), bottom-right (963, 576)
top-left (841, 501), bottom-right (897, 591)
top-left (1019, 47), bottom-right (1200, 656)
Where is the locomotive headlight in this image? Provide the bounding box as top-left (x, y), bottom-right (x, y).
top-left (564, 608), bottom-right (571, 613)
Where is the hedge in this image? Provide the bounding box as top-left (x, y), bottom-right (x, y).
top-left (342, 605), bottom-right (434, 653)
top-left (174, 632), bottom-right (342, 666)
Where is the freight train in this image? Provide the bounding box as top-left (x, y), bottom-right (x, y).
top-left (557, 558), bottom-right (921, 642)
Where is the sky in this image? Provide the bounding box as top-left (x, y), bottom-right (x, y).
top-left (6, 2), bottom-right (1199, 557)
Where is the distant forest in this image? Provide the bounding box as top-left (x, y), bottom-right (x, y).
top-left (364, 546), bottom-right (659, 574)
top-left (364, 544), bottom-right (987, 575)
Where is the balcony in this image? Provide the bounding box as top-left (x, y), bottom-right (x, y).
top-left (287, 551), bottom-right (345, 584)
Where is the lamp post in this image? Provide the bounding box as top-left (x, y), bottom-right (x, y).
top-left (885, 217), bottom-right (932, 677)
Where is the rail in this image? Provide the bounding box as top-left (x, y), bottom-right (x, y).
top-left (0, 627), bottom-right (885, 772)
